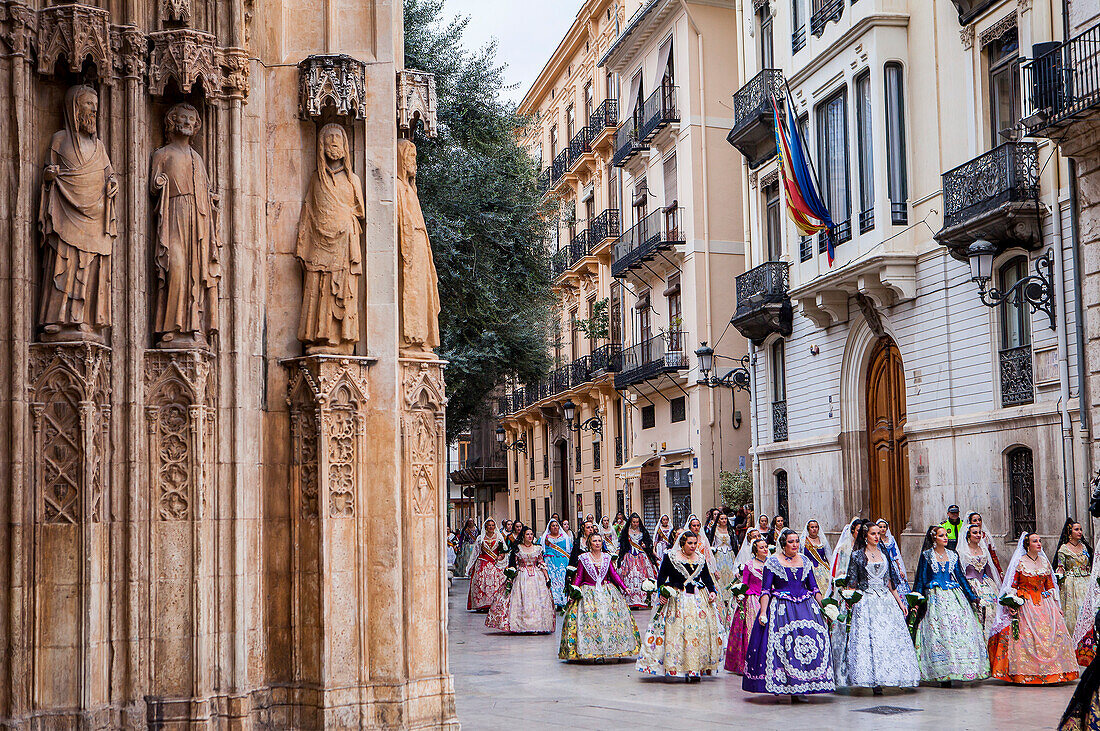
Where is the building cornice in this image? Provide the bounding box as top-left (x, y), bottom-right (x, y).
top-left (519, 0), bottom-right (614, 114)
top-left (788, 14), bottom-right (910, 89)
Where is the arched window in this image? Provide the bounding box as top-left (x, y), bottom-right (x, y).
top-left (776, 471), bottom-right (789, 525)
top-left (1007, 447), bottom-right (1035, 537)
top-left (999, 257), bottom-right (1034, 407)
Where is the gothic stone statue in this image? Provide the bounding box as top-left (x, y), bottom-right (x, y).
top-left (296, 123), bottom-right (364, 355)
top-left (151, 103), bottom-right (221, 349)
top-left (397, 138), bottom-right (440, 356)
top-left (39, 84), bottom-right (117, 342)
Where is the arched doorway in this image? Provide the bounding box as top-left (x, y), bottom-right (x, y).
top-left (866, 337), bottom-right (910, 532)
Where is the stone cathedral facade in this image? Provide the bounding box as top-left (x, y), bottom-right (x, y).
top-left (0, 0), bottom-right (456, 728)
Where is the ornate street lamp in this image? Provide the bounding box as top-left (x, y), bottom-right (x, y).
top-left (562, 398), bottom-right (603, 441)
top-left (695, 341), bottom-right (751, 392)
top-left (495, 425), bottom-right (527, 454)
top-left (966, 240), bottom-right (1056, 330)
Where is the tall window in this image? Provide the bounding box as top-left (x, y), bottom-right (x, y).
top-left (550, 125), bottom-right (558, 160)
top-left (595, 491), bottom-right (603, 521)
top-left (999, 257), bottom-right (1034, 407)
top-left (593, 435), bottom-right (601, 470)
top-left (765, 182), bottom-right (781, 261)
top-left (634, 177), bottom-right (648, 224)
top-left (776, 471), bottom-right (789, 525)
top-left (885, 62), bottom-right (908, 225)
top-left (666, 273), bottom-right (681, 351)
top-left (855, 72), bottom-right (874, 233)
top-left (989, 29), bottom-right (1021, 147)
top-left (757, 5), bottom-right (774, 69)
top-left (771, 340), bottom-right (788, 442)
top-left (584, 81), bottom-right (594, 121)
top-left (569, 309), bottom-right (579, 360)
top-left (530, 498), bottom-right (537, 526)
top-left (528, 427), bottom-right (535, 480)
top-left (792, 0), bottom-right (806, 53)
top-left (1007, 447), bottom-right (1035, 537)
top-left (610, 282), bottom-right (623, 344)
top-left (543, 424), bottom-right (550, 478)
top-left (638, 291), bottom-right (652, 343)
top-left (816, 89), bottom-right (851, 243)
top-left (566, 104), bottom-right (576, 142)
top-left (663, 154), bottom-right (678, 209)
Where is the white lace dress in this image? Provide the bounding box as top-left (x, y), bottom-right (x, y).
top-left (842, 553), bottom-right (920, 688)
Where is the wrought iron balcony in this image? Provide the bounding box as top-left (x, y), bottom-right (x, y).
top-left (1022, 23), bottom-right (1100, 139)
top-left (771, 400), bottom-right (788, 442)
top-left (612, 116), bottom-right (648, 167)
top-left (570, 228), bottom-right (591, 264)
top-left (568, 125), bottom-right (593, 169)
top-left (589, 99), bottom-right (619, 133)
top-left (731, 261), bottom-right (793, 345)
top-left (537, 167), bottom-right (550, 197)
top-left (639, 85), bottom-right (679, 142)
top-left (810, 0), bottom-right (843, 37)
top-left (567, 356), bottom-right (592, 388)
top-left (727, 69), bottom-right (785, 168)
top-left (611, 206), bottom-right (684, 278)
top-left (792, 26), bottom-right (806, 54)
top-left (1000, 346), bottom-right (1034, 407)
top-left (590, 343), bottom-right (622, 373)
top-left (589, 209), bottom-right (622, 246)
top-left (550, 246), bottom-right (572, 278)
top-left (550, 149), bottom-right (569, 186)
top-left (614, 331), bottom-right (688, 389)
top-left (934, 141), bottom-right (1041, 260)
top-left (497, 393), bottom-right (513, 416)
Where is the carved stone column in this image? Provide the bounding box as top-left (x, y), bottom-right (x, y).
top-left (283, 355), bottom-right (373, 727)
top-left (142, 349), bottom-right (217, 722)
top-left (28, 342), bottom-right (111, 723)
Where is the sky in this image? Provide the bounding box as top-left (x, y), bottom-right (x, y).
top-left (446, 0), bottom-right (579, 105)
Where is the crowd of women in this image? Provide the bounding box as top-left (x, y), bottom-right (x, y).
top-left (449, 508), bottom-right (1100, 722)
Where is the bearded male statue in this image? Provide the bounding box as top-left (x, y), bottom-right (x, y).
top-left (39, 84), bottom-right (117, 342)
top-left (397, 138), bottom-right (440, 356)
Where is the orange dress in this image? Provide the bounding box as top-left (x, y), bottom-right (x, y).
top-left (988, 566), bottom-right (1079, 684)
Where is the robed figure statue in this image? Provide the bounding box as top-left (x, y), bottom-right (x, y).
top-left (39, 84), bottom-right (117, 342)
top-left (150, 103), bottom-right (221, 349)
top-left (396, 138), bottom-right (440, 356)
top-left (295, 123), bottom-right (364, 355)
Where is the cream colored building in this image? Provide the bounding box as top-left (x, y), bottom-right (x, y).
top-left (500, 0), bottom-right (752, 532)
top-left (729, 0), bottom-right (1090, 554)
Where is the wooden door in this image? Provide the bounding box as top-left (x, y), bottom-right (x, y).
top-left (866, 337), bottom-right (910, 531)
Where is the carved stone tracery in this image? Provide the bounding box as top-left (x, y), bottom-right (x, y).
top-left (148, 28), bottom-right (218, 97)
top-left (1, 2), bottom-right (37, 57)
top-left (298, 53), bottom-right (367, 120)
top-left (397, 69), bottom-right (438, 138)
top-left (401, 360), bottom-right (446, 516)
top-left (161, 0), bottom-right (191, 25)
top-left (979, 13), bottom-right (1016, 48)
top-left (36, 3), bottom-right (114, 83)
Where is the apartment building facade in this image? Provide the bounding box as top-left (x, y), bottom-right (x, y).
top-left (729, 0), bottom-right (1089, 554)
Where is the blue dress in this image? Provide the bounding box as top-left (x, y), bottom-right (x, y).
top-left (543, 534), bottom-right (573, 607)
top-left (743, 556), bottom-right (836, 695)
top-left (912, 549), bottom-right (989, 682)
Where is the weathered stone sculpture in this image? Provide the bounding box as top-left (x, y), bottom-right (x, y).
top-left (296, 123), bottom-right (364, 355)
top-left (397, 138), bottom-right (440, 355)
top-left (39, 84), bottom-right (117, 343)
top-left (150, 103), bottom-right (221, 348)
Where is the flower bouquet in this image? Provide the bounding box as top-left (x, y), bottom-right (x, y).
top-left (839, 588), bottom-right (864, 606)
top-left (820, 597), bottom-right (841, 623)
top-left (904, 592), bottom-right (926, 640)
top-left (1000, 591), bottom-right (1025, 640)
top-left (641, 578), bottom-right (658, 602)
top-left (728, 578), bottom-right (748, 602)
top-left (503, 567), bottom-right (517, 592)
top-left (566, 584), bottom-right (583, 604)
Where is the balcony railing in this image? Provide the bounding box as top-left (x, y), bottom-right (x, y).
top-left (941, 142), bottom-right (1039, 228)
top-left (792, 26), bottom-right (806, 54)
top-left (728, 69), bottom-right (785, 168)
top-left (589, 99), bottom-right (619, 132)
top-left (732, 261), bottom-right (793, 344)
top-left (589, 209), bottom-right (621, 245)
top-left (570, 228), bottom-right (591, 263)
top-left (568, 125), bottom-right (593, 169)
top-left (772, 400), bottom-right (788, 442)
top-left (859, 208), bottom-right (874, 233)
top-left (611, 206), bottom-right (684, 278)
top-left (639, 84), bottom-right (679, 141)
top-left (550, 246), bottom-right (572, 278)
top-left (1022, 22), bottom-right (1100, 137)
top-left (810, 0), bottom-right (843, 37)
top-left (1000, 346), bottom-right (1034, 407)
top-left (614, 331), bottom-right (688, 389)
top-left (611, 115), bottom-right (648, 167)
top-left (537, 167), bottom-right (550, 196)
top-left (590, 343), bottom-right (622, 373)
top-left (551, 149), bottom-right (569, 185)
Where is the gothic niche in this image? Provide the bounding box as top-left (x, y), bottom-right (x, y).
top-left (402, 361), bottom-right (446, 516)
top-left (39, 84), bottom-right (117, 344)
top-left (151, 103), bottom-right (221, 349)
top-left (298, 53), bottom-right (367, 120)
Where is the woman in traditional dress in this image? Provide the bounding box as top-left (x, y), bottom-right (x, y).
top-left (764, 515), bottom-right (787, 548)
top-left (446, 529), bottom-right (457, 572)
top-left (831, 518), bottom-right (863, 594)
top-left (561, 519), bottom-right (574, 541)
top-left (1073, 552), bottom-right (1100, 667)
top-left (653, 514), bottom-right (673, 562)
top-left (724, 537), bottom-right (768, 675)
top-left (1055, 518), bottom-right (1094, 637)
top-left (467, 518), bottom-right (508, 611)
top-left (839, 522), bottom-right (920, 690)
top-left (487, 527), bottom-right (556, 634)
top-left (967, 511), bottom-right (1003, 575)
top-left (599, 515), bottom-right (617, 546)
top-left (801, 519), bottom-right (833, 597)
top-left (743, 529), bottom-right (835, 696)
top-left (616, 513), bottom-right (659, 609)
top-left (988, 532), bottom-right (1079, 684)
top-left (876, 518), bottom-right (911, 595)
top-left (911, 525), bottom-right (989, 684)
top-left (455, 518), bottom-right (478, 577)
top-left (735, 528), bottom-right (763, 570)
top-left (541, 518), bottom-right (573, 608)
top-left (613, 512), bottom-right (627, 541)
top-left (708, 512), bottom-right (739, 614)
top-left (703, 508), bottom-right (719, 534)
top-left (558, 532), bottom-right (641, 662)
top-left (636, 530), bottom-right (725, 681)
top-left (757, 514), bottom-right (770, 544)
top-left (961, 523), bottom-right (1001, 639)
top-left (1062, 606), bottom-right (1100, 731)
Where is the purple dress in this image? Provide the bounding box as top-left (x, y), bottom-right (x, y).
top-left (724, 560), bottom-right (764, 674)
top-left (743, 555), bottom-right (835, 695)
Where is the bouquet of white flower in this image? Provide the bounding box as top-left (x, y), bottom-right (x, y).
top-left (820, 597), bottom-right (841, 622)
top-left (1000, 591), bottom-right (1025, 639)
top-left (503, 566), bottom-right (517, 592)
top-left (728, 579), bottom-right (748, 602)
top-left (839, 588), bottom-right (864, 605)
top-left (641, 579), bottom-right (658, 595)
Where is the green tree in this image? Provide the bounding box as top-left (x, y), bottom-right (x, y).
top-left (718, 469), bottom-right (753, 509)
top-left (404, 0), bottom-right (554, 441)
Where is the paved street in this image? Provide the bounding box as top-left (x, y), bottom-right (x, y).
top-left (448, 578), bottom-right (1077, 730)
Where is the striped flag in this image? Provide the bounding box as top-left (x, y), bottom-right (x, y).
top-left (772, 95), bottom-right (835, 264)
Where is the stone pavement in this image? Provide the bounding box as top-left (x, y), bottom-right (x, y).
top-left (448, 578), bottom-right (1077, 730)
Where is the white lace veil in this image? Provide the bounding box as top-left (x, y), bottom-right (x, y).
top-left (875, 518), bottom-right (909, 582)
top-left (653, 514), bottom-right (673, 543)
top-left (831, 517), bottom-right (861, 577)
top-left (539, 518), bottom-right (570, 551)
top-left (800, 519), bottom-right (833, 561)
top-left (957, 518), bottom-right (1001, 587)
top-left (476, 517), bottom-right (502, 550)
top-left (991, 532), bottom-right (1058, 636)
top-left (735, 529), bottom-right (764, 569)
